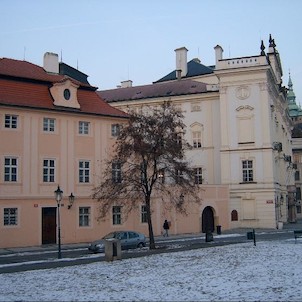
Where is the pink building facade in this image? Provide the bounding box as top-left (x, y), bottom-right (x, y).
top-left (0, 53), bottom-right (230, 249)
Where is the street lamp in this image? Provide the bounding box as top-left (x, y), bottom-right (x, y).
top-left (54, 185), bottom-right (63, 259)
top-left (68, 193), bottom-right (75, 209)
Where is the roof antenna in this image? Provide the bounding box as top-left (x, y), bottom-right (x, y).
top-left (60, 50), bottom-right (63, 62)
top-left (77, 59), bottom-right (79, 70)
top-left (23, 46), bottom-right (26, 61)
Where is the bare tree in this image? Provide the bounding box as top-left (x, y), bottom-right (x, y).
top-left (92, 102), bottom-right (202, 249)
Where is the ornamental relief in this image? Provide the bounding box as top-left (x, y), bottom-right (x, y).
top-left (236, 86), bottom-right (250, 100)
top-left (236, 105), bottom-right (254, 111)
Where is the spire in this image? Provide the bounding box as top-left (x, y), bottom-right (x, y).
top-left (260, 40), bottom-right (265, 56)
top-left (269, 34), bottom-right (276, 48)
top-left (287, 71), bottom-right (297, 118)
top-left (288, 71), bottom-right (293, 90)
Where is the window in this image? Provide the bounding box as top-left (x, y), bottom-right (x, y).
top-left (231, 210), bottom-right (238, 221)
top-left (158, 169), bottom-right (165, 184)
top-left (43, 118), bottom-right (55, 132)
top-left (129, 231), bottom-right (139, 239)
top-left (112, 206), bottom-right (122, 225)
top-left (190, 123), bottom-right (203, 149)
top-left (194, 167), bottom-right (203, 184)
top-left (111, 124), bottom-right (120, 137)
top-left (175, 169), bottom-right (183, 184)
top-left (43, 159), bottom-right (55, 182)
top-left (79, 121), bottom-right (89, 135)
top-left (112, 162), bottom-right (122, 183)
top-left (79, 160), bottom-right (90, 183)
top-left (295, 171), bottom-right (300, 181)
top-left (192, 131), bottom-right (202, 148)
top-left (141, 205), bottom-right (147, 223)
top-left (79, 207), bottom-right (90, 227)
top-left (140, 162), bottom-right (147, 183)
top-left (5, 115), bottom-right (18, 129)
top-left (296, 187), bottom-right (301, 200)
top-left (174, 133), bottom-right (182, 148)
top-left (242, 160), bottom-right (253, 182)
top-left (4, 208), bottom-right (18, 225)
top-left (4, 157), bottom-right (18, 182)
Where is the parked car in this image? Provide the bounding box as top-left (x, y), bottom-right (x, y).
top-left (88, 231), bottom-right (146, 253)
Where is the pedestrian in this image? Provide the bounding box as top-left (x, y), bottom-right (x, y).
top-left (163, 219), bottom-right (170, 237)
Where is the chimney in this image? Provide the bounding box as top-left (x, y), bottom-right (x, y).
top-left (175, 47), bottom-right (188, 78)
top-left (214, 45), bottom-right (223, 66)
top-left (121, 80), bottom-right (133, 88)
top-left (43, 52), bottom-right (59, 74)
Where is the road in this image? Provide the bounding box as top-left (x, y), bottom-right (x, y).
top-left (0, 229), bottom-right (296, 274)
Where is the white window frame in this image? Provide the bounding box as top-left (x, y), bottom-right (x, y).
top-left (5, 114), bottom-right (18, 129)
top-left (111, 124), bottom-right (120, 137)
top-left (43, 118), bottom-right (55, 132)
top-left (4, 208), bottom-right (18, 226)
top-left (112, 206), bottom-right (122, 225)
top-left (192, 131), bottom-right (202, 148)
top-left (175, 169), bottom-right (183, 184)
top-left (79, 207), bottom-right (90, 227)
top-left (112, 162), bottom-right (122, 183)
top-left (79, 160), bottom-right (90, 183)
top-left (194, 167), bottom-right (203, 184)
top-left (4, 157), bottom-right (18, 182)
top-left (43, 159), bottom-right (55, 183)
top-left (242, 160), bottom-right (253, 182)
top-left (79, 121), bottom-right (90, 135)
top-left (141, 205), bottom-right (147, 223)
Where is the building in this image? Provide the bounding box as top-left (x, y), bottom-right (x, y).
top-left (1, 53), bottom-right (229, 249)
top-left (0, 53), bottom-right (130, 248)
top-left (99, 35), bottom-right (294, 230)
top-left (288, 74), bottom-right (302, 220)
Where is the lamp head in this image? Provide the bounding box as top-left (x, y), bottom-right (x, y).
top-left (54, 185), bottom-right (63, 203)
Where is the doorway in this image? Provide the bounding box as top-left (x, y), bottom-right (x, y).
top-left (42, 207), bottom-right (56, 244)
top-left (202, 206), bottom-right (215, 233)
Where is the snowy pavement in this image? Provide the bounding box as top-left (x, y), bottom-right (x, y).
top-left (1, 238), bottom-right (301, 301)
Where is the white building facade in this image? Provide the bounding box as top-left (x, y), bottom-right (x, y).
top-left (99, 35), bottom-right (294, 229)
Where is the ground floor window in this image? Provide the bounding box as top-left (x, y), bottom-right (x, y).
top-left (79, 207), bottom-right (90, 227)
top-left (4, 208), bottom-right (18, 225)
top-left (112, 206), bottom-right (122, 225)
top-left (141, 205), bottom-right (147, 223)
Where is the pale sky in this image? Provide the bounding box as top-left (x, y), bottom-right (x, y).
top-left (1, 0), bottom-right (301, 103)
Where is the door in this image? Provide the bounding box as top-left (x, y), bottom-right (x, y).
top-left (42, 207), bottom-right (56, 244)
top-left (202, 206), bottom-right (215, 233)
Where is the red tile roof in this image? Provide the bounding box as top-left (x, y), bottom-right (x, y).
top-left (0, 58), bottom-right (128, 118)
top-left (98, 79), bottom-right (208, 103)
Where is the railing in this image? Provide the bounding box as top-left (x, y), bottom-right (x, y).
top-left (216, 55), bottom-right (267, 69)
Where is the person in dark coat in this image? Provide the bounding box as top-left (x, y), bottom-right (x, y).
top-left (163, 219), bottom-right (170, 237)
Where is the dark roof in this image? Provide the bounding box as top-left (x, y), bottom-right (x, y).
top-left (98, 79), bottom-right (208, 103)
top-left (0, 58), bottom-right (128, 118)
top-left (59, 62), bottom-right (89, 85)
top-left (155, 59), bottom-right (214, 83)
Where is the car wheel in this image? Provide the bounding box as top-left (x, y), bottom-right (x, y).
top-left (137, 242), bottom-right (144, 248)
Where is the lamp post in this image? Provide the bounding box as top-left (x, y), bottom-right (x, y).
top-left (54, 185), bottom-right (63, 259)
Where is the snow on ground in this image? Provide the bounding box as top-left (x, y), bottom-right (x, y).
top-left (0, 239), bottom-right (302, 301)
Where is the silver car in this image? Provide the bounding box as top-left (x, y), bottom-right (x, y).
top-left (88, 231), bottom-right (146, 253)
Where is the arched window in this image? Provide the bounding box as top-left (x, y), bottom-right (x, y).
top-left (231, 210), bottom-right (238, 221)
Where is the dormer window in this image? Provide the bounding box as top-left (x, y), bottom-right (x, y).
top-left (64, 89), bottom-right (71, 100)
top-left (50, 79), bottom-right (80, 109)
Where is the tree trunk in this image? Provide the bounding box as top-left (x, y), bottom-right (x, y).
top-left (146, 195), bottom-right (156, 249)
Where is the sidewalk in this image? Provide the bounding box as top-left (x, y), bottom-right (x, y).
top-left (1, 219), bottom-right (301, 256)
